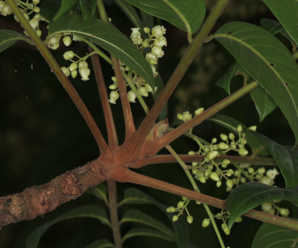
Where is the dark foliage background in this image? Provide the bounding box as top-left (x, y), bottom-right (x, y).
top-left (0, 0), bottom-right (295, 247)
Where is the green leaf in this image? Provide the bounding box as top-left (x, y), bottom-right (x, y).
top-left (26, 205), bottom-right (111, 248)
top-left (79, 0), bottom-right (98, 21)
top-left (263, 0), bottom-right (298, 45)
top-left (252, 223), bottom-right (298, 248)
top-left (216, 62), bottom-right (238, 95)
top-left (120, 209), bottom-right (176, 242)
top-left (114, 0), bottom-right (144, 30)
top-left (250, 86), bottom-right (277, 121)
top-left (122, 227), bottom-right (175, 243)
top-left (0, 30), bottom-right (30, 53)
top-left (49, 15), bottom-right (155, 89)
top-left (259, 135), bottom-right (298, 189)
top-left (119, 188), bottom-right (190, 248)
top-left (209, 114), bottom-right (270, 156)
top-left (214, 22), bottom-right (298, 145)
top-left (86, 183), bottom-right (108, 205)
top-left (54, 0), bottom-right (78, 21)
top-left (227, 182), bottom-right (298, 229)
top-left (85, 239), bottom-right (115, 248)
top-left (260, 19), bottom-right (285, 35)
top-left (125, 0), bottom-right (206, 35)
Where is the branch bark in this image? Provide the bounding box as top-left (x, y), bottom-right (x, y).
top-left (0, 158), bottom-right (106, 229)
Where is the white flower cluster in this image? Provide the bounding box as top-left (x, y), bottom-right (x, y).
top-left (1, 0), bottom-right (42, 36)
top-left (108, 25), bottom-right (167, 104)
top-left (61, 50), bottom-right (92, 81)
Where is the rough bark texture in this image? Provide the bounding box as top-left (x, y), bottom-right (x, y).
top-left (0, 158), bottom-right (106, 229)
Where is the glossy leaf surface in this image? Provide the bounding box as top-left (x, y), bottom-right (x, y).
top-left (49, 15), bottom-right (155, 88)
top-left (125, 0), bottom-right (206, 35)
top-left (227, 182), bottom-right (298, 229)
top-left (214, 22), bottom-right (298, 144)
top-left (252, 223), bottom-right (298, 248)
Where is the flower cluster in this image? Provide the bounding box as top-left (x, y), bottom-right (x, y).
top-left (166, 197), bottom-right (194, 224)
top-left (108, 25), bottom-right (167, 104)
top-left (1, 0), bottom-right (42, 37)
top-left (61, 50), bottom-right (92, 81)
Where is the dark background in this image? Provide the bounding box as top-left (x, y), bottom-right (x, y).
top-left (0, 0), bottom-right (296, 247)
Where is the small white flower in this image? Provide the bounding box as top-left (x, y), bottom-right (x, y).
top-left (79, 67), bottom-right (90, 81)
top-left (78, 61), bottom-right (88, 69)
top-left (145, 52), bottom-right (158, 65)
top-left (63, 36), bottom-right (72, 46)
top-left (151, 45), bottom-right (164, 58)
top-left (29, 19), bottom-right (39, 29)
top-left (130, 28), bottom-right (143, 45)
top-left (128, 90), bottom-right (136, 103)
top-left (109, 91), bottom-right (119, 104)
top-left (61, 67), bottom-right (70, 77)
top-left (154, 36), bottom-right (167, 47)
top-left (152, 25), bottom-right (166, 38)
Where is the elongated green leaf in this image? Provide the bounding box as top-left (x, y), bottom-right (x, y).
top-left (209, 114), bottom-right (270, 156)
top-left (120, 209), bottom-right (176, 241)
top-left (86, 183), bottom-right (108, 205)
top-left (259, 135), bottom-right (298, 189)
top-left (216, 62), bottom-right (238, 95)
top-left (119, 188), bottom-right (190, 248)
top-left (79, 0), bottom-right (97, 21)
top-left (85, 239), bottom-right (115, 248)
top-left (26, 205), bottom-right (111, 248)
top-left (264, 0), bottom-right (298, 45)
top-left (252, 223), bottom-right (298, 248)
top-left (227, 182), bottom-right (298, 229)
top-left (250, 86), bottom-right (277, 121)
top-left (125, 0), bottom-right (206, 35)
top-left (54, 0), bottom-right (78, 21)
top-left (214, 22), bottom-right (298, 144)
top-left (260, 19), bottom-right (284, 35)
top-left (122, 227), bottom-right (175, 243)
top-left (49, 15), bottom-right (155, 89)
top-left (0, 30), bottom-right (30, 53)
top-left (114, 0), bottom-right (144, 30)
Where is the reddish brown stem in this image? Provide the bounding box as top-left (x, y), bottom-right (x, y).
top-left (130, 155), bottom-right (277, 169)
top-left (111, 56), bottom-right (135, 140)
top-left (0, 158), bottom-right (106, 229)
top-left (90, 52), bottom-right (119, 149)
top-left (109, 166), bottom-right (298, 231)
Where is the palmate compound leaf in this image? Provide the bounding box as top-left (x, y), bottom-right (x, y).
top-left (0, 30), bottom-right (30, 53)
top-left (26, 205), bottom-right (111, 248)
top-left (125, 0), bottom-right (206, 35)
top-left (252, 223), bottom-right (298, 248)
top-left (263, 0), bottom-right (298, 45)
top-left (227, 182), bottom-right (298, 229)
top-left (214, 22), bottom-right (298, 145)
top-left (48, 15), bottom-right (155, 89)
top-left (119, 187), bottom-right (191, 248)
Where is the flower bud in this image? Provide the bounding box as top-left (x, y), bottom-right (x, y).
top-left (280, 208), bottom-right (290, 217)
top-left (143, 27), bottom-right (150, 33)
top-left (207, 151), bottom-right (219, 160)
top-left (166, 206), bottom-right (176, 213)
top-left (220, 134), bottom-right (228, 141)
top-left (210, 172), bottom-right (220, 182)
top-left (71, 70), bottom-right (77, 78)
top-left (238, 148), bottom-right (248, 156)
top-left (237, 125), bottom-right (243, 132)
top-left (195, 108), bottom-right (204, 116)
top-left (63, 51), bottom-right (75, 60)
top-left (63, 36), bottom-right (72, 46)
top-left (61, 67), bottom-right (70, 77)
top-left (219, 142), bottom-right (229, 150)
top-left (172, 215), bottom-right (179, 222)
top-left (248, 126), bottom-right (257, 131)
top-left (187, 215), bottom-right (193, 224)
top-left (202, 218), bottom-right (210, 227)
top-left (78, 60), bottom-right (88, 69)
top-left (29, 19), bottom-right (39, 29)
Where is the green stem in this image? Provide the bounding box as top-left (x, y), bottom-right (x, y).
top-left (119, 0), bottom-right (230, 156)
top-left (7, 0), bottom-right (110, 155)
top-left (166, 146), bottom-right (226, 248)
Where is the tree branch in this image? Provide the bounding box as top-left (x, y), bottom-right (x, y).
top-left (130, 154), bottom-right (276, 169)
top-left (90, 52), bottom-right (119, 149)
top-left (0, 159), bottom-right (106, 229)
